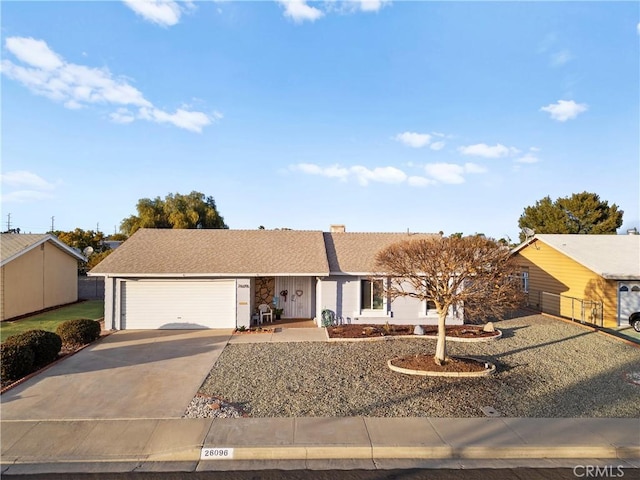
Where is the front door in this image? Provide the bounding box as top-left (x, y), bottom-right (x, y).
top-left (618, 282), bottom-right (640, 326)
top-left (275, 277), bottom-right (312, 318)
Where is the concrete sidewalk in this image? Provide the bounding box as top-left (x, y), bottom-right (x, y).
top-left (228, 327), bottom-right (327, 344)
top-left (2, 417), bottom-right (639, 474)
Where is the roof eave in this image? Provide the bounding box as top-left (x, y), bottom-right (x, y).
top-left (1, 234), bottom-right (86, 267)
top-left (601, 274), bottom-right (640, 281)
top-left (88, 272), bottom-right (330, 278)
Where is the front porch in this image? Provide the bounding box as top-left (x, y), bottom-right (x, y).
top-left (252, 276), bottom-right (316, 324)
top-left (252, 317), bottom-right (316, 329)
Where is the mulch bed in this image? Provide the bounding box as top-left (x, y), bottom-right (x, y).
top-left (390, 354), bottom-right (488, 373)
top-left (327, 324), bottom-right (497, 339)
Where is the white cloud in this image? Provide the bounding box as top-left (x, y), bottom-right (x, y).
top-left (516, 153), bottom-right (539, 164)
top-left (2, 36), bottom-right (216, 133)
top-left (277, 0), bottom-right (390, 22)
top-left (292, 163), bottom-right (350, 180)
top-left (354, 0), bottom-right (390, 12)
top-left (1, 190), bottom-right (54, 203)
top-left (351, 165), bottom-right (406, 186)
top-left (423, 163), bottom-right (486, 184)
top-left (122, 0), bottom-right (193, 27)
top-left (637, 22), bottom-right (640, 34)
top-left (5, 37), bottom-right (63, 70)
top-left (550, 49), bottom-right (572, 67)
top-left (138, 107), bottom-right (212, 133)
top-left (291, 160), bottom-right (487, 187)
top-left (395, 131), bottom-right (432, 148)
top-left (407, 176), bottom-right (434, 187)
top-left (290, 163), bottom-right (407, 186)
top-left (463, 162), bottom-right (487, 174)
top-left (1, 170), bottom-right (55, 190)
top-left (540, 99), bottom-right (588, 122)
top-left (110, 108), bottom-right (136, 124)
top-left (1, 170), bottom-right (57, 203)
top-left (277, 0), bottom-right (324, 23)
top-left (344, 0), bottom-right (391, 12)
top-left (423, 163), bottom-right (466, 184)
top-left (395, 131), bottom-right (448, 150)
top-left (458, 143), bottom-right (517, 158)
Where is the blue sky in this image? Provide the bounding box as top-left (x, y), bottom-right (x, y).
top-left (2, 1), bottom-right (638, 241)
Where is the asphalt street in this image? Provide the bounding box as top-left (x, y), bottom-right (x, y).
top-left (3, 468), bottom-right (637, 480)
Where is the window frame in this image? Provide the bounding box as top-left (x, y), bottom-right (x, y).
top-left (358, 277), bottom-right (389, 316)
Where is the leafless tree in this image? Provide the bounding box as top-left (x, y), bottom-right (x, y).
top-left (375, 235), bottom-right (524, 366)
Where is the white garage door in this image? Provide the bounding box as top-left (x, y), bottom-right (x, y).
top-left (618, 282), bottom-right (640, 326)
top-left (121, 280), bottom-right (236, 329)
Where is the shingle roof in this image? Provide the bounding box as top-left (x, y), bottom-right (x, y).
top-left (514, 234), bottom-right (640, 280)
top-left (89, 229), bottom-right (330, 276)
top-left (1, 233), bottom-right (86, 266)
top-left (324, 232), bottom-right (440, 274)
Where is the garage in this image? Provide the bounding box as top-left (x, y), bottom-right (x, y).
top-left (618, 281), bottom-right (640, 326)
top-left (121, 280), bottom-right (236, 329)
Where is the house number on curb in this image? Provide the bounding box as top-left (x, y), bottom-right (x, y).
top-left (200, 447), bottom-right (234, 459)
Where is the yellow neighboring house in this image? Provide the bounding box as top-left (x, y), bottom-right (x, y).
top-left (512, 234), bottom-right (640, 328)
top-left (0, 233), bottom-right (86, 321)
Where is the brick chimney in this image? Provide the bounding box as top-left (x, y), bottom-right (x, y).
top-left (330, 224), bottom-right (346, 233)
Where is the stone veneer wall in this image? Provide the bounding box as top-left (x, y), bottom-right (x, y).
top-left (255, 277), bottom-right (275, 308)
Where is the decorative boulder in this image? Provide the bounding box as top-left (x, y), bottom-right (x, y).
top-left (483, 322), bottom-right (495, 333)
top-left (413, 325), bottom-right (425, 335)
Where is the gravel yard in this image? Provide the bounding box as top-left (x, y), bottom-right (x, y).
top-left (193, 313), bottom-right (640, 418)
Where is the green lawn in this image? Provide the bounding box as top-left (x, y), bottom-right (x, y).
top-left (1, 300), bottom-right (104, 343)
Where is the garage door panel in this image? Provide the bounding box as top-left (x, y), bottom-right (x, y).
top-left (122, 280), bottom-right (235, 329)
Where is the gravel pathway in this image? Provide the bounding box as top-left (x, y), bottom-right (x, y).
top-left (188, 313), bottom-right (640, 418)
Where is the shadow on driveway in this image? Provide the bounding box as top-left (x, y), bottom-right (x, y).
top-left (1, 330), bottom-right (232, 420)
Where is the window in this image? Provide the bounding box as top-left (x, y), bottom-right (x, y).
top-left (361, 279), bottom-right (384, 310)
top-left (425, 300), bottom-right (437, 316)
top-left (632, 286), bottom-right (640, 292)
top-left (620, 285), bottom-right (629, 292)
top-left (521, 271), bottom-right (529, 293)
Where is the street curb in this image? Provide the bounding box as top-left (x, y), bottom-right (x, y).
top-left (3, 444), bottom-right (636, 466)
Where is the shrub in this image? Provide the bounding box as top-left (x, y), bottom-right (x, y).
top-left (4, 330), bottom-right (62, 367)
top-left (56, 319), bottom-right (101, 345)
top-left (1, 343), bottom-right (35, 381)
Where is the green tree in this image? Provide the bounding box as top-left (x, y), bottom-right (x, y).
top-left (87, 249), bottom-right (113, 270)
top-left (375, 236), bottom-right (523, 366)
top-left (518, 192), bottom-right (623, 242)
top-left (53, 229), bottom-right (107, 253)
top-left (120, 191), bottom-right (228, 236)
top-left (107, 233), bottom-right (128, 241)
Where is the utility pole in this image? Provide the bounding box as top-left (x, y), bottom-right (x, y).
top-left (6, 213), bottom-right (11, 231)
top-left (96, 222), bottom-right (100, 233)
top-left (50, 216), bottom-right (55, 232)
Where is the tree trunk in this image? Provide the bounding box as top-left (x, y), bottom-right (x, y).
top-left (434, 310), bottom-right (448, 366)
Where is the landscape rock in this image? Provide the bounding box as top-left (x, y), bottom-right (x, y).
top-left (482, 322), bottom-right (495, 333)
top-left (413, 325), bottom-right (425, 335)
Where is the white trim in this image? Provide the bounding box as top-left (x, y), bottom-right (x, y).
top-left (356, 277), bottom-right (389, 317)
top-left (418, 298), bottom-right (440, 319)
top-left (1, 234), bottom-right (86, 267)
top-left (89, 272), bottom-right (328, 278)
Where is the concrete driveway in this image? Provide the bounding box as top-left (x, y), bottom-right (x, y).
top-left (1, 329), bottom-right (232, 420)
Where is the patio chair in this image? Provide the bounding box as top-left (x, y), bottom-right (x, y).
top-left (258, 304), bottom-right (273, 323)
